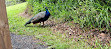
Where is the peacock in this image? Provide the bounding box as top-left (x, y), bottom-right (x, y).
top-left (24, 7), bottom-right (50, 26)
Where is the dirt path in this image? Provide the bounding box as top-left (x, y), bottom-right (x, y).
top-left (45, 20), bottom-right (111, 47)
top-left (11, 33), bottom-right (47, 49)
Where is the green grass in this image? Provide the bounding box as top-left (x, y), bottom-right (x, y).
top-left (7, 2), bottom-right (111, 49)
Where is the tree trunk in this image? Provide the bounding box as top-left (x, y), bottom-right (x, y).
top-left (0, 0), bottom-right (12, 49)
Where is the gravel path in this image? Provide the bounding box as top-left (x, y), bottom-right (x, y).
top-left (10, 33), bottom-right (47, 49)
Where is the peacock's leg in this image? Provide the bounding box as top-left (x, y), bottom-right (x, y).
top-left (40, 22), bottom-right (41, 25)
top-left (33, 24), bottom-right (35, 27)
top-left (43, 21), bottom-right (44, 26)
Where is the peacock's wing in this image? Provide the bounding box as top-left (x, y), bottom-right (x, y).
top-left (31, 11), bottom-right (46, 22)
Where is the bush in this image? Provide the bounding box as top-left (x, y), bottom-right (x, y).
top-left (27, 0), bottom-right (111, 31)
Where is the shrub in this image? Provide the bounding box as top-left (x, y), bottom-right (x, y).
top-left (27, 0), bottom-right (111, 31)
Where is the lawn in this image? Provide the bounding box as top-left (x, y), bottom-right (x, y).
top-left (7, 2), bottom-right (110, 49)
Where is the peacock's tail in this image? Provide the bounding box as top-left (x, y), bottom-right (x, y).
top-left (24, 18), bottom-right (33, 26)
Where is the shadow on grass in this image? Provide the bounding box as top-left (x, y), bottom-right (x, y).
top-left (25, 21), bottom-right (69, 28)
top-left (25, 24), bottom-right (56, 28)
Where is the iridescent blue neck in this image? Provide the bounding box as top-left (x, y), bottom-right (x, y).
top-left (45, 9), bottom-right (50, 17)
top-left (46, 9), bottom-right (50, 14)
top-left (46, 9), bottom-right (48, 12)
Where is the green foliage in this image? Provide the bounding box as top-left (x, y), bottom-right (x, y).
top-left (27, 0), bottom-right (111, 31)
top-left (74, 1), bottom-right (111, 30)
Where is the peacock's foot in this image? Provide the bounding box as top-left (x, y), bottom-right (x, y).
top-left (41, 25), bottom-right (45, 27)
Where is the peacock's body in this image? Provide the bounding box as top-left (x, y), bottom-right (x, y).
top-left (24, 7), bottom-right (50, 26)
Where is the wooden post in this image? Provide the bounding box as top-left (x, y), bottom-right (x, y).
top-left (0, 0), bottom-right (12, 49)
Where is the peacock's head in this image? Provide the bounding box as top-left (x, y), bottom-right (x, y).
top-left (45, 7), bottom-right (48, 10)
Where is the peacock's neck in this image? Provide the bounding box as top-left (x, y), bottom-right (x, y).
top-left (46, 9), bottom-right (48, 12)
top-left (46, 9), bottom-right (50, 15)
